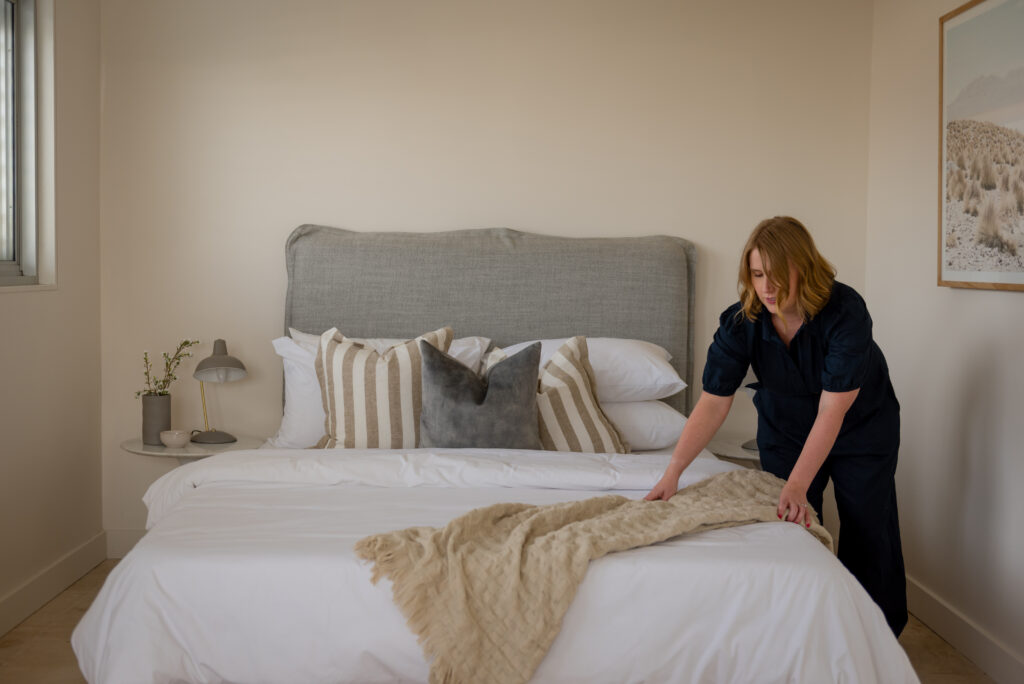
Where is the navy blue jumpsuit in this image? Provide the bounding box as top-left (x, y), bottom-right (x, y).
top-left (702, 281), bottom-right (907, 636)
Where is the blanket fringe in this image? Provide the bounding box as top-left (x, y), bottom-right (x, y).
top-left (354, 535), bottom-right (391, 584)
top-left (356, 531), bottom-right (450, 664)
top-left (355, 531), bottom-right (422, 585)
top-left (428, 659), bottom-right (456, 684)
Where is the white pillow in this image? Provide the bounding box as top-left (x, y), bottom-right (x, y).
top-left (288, 327), bottom-right (321, 353)
top-left (264, 336), bottom-right (324, 449)
top-left (601, 400), bottom-right (687, 451)
top-left (501, 337), bottom-right (686, 402)
top-left (264, 332), bottom-right (492, 449)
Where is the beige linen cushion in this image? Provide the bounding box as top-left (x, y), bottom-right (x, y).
top-left (487, 336), bottom-right (628, 454)
top-left (315, 326), bottom-right (453, 448)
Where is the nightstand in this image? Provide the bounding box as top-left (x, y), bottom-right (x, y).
top-left (120, 434), bottom-right (264, 466)
top-left (706, 437), bottom-right (762, 470)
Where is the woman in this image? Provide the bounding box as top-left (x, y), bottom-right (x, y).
top-left (645, 216), bottom-right (907, 637)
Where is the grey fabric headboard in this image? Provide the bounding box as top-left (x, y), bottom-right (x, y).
top-left (285, 225), bottom-right (696, 411)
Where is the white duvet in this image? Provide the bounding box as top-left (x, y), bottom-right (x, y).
top-left (72, 448), bottom-right (919, 684)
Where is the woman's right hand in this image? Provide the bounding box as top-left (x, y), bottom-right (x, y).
top-left (644, 474), bottom-right (679, 501)
top-left (643, 391), bottom-right (735, 502)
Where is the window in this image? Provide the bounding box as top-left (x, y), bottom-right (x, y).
top-left (0, 0), bottom-right (18, 275)
top-left (0, 0), bottom-right (51, 288)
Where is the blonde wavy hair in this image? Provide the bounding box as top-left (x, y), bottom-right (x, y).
top-left (738, 216), bottom-right (836, 322)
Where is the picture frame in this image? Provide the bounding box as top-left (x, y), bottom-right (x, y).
top-left (939, 0), bottom-right (1024, 291)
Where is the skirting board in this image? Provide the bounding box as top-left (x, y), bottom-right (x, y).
top-left (907, 574), bottom-right (1024, 684)
top-left (105, 528), bottom-right (146, 558)
top-left (0, 531), bottom-right (107, 637)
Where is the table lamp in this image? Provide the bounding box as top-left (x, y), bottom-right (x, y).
top-left (191, 338), bottom-right (247, 444)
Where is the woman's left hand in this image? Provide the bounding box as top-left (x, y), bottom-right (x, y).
top-left (777, 480), bottom-right (812, 527)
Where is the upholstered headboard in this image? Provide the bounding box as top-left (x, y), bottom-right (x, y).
top-left (285, 225), bottom-right (697, 411)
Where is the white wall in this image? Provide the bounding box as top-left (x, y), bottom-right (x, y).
top-left (99, 0), bottom-right (874, 548)
top-left (867, 1), bottom-right (1024, 681)
top-left (0, 0), bottom-right (103, 636)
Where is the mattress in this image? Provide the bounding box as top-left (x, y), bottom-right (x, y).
top-left (72, 447), bottom-right (919, 683)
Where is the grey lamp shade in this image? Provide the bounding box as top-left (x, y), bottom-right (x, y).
top-left (193, 339), bottom-right (247, 383)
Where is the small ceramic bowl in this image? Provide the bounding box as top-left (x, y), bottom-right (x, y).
top-left (160, 430), bottom-right (190, 448)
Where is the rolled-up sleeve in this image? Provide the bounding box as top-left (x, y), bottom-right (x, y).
top-left (821, 290), bottom-right (872, 393)
top-left (702, 304), bottom-right (750, 397)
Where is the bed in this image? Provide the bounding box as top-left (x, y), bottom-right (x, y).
top-left (72, 226), bottom-right (918, 683)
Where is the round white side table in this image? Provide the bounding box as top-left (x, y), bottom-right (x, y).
top-left (120, 434), bottom-right (264, 466)
top-left (706, 437), bottom-right (761, 470)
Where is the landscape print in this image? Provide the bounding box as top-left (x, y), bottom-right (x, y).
top-left (941, 0), bottom-right (1024, 289)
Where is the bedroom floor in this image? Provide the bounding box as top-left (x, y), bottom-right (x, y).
top-left (0, 560), bottom-right (997, 684)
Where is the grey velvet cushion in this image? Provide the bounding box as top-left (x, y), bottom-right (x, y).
top-left (419, 340), bottom-right (542, 450)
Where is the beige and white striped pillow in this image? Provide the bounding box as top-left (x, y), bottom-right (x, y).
top-left (487, 336), bottom-right (628, 454)
top-left (315, 327), bottom-right (453, 449)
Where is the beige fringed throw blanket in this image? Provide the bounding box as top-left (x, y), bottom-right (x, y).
top-left (354, 469), bottom-right (833, 684)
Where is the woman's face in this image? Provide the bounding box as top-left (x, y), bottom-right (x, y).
top-left (748, 248), bottom-right (799, 317)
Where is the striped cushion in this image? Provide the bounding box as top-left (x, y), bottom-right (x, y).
top-left (487, 336), bottom-right (628, 454)
top-left (315, 327), bottom-right (453, 448)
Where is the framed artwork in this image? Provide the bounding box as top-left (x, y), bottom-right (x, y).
top-left (939, 0), bottom-right (1024, 290)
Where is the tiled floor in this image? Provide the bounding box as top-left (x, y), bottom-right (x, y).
top-left (0, 560), bottom-right (998, 683)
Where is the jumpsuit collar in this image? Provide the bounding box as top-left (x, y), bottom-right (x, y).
top-left (758, 308), bottom-right (818, 346)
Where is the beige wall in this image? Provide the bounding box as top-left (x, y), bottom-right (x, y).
top-left (0, 0), bottom-right (102, 634)
top-left (867, 1), bottom-right (1024, 680)
top-left (100, 0), bottom-right (873, 546)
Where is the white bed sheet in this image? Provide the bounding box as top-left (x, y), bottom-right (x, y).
top-left (72, 448), bottom-right (918, 684)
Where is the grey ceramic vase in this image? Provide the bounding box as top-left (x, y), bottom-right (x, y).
top-left (142, 393), bottom-right (172, 445)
